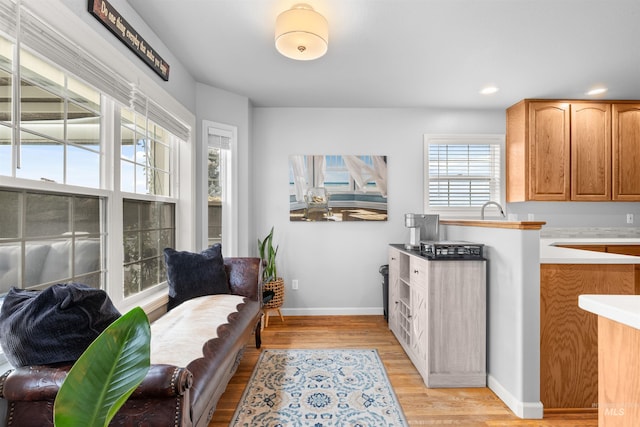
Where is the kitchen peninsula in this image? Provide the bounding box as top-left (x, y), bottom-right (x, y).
top-left (439, 219), bottom-right (546, 419)
top-left (438, 220), bottom-right (640, 419)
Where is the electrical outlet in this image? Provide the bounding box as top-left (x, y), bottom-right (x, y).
top-left (292, 279), bottom-right (299, 290)
top-left (627, 213), bottom-right (634, 224)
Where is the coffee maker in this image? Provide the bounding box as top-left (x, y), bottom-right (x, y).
top-left (404, 213), bottom-right (439, 250)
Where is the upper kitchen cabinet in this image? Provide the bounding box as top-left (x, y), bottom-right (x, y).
top-left (571, 103), bottom-right (611, 201)
top-left (506, 99), bottom-right (640, 202)
top-left (613, 104), bottom-right (640, 200)
top-left (506, 100), bottom-right (570, 201)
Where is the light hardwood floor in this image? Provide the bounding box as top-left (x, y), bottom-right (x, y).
top-left (209, 315), bottom-right (597, 427)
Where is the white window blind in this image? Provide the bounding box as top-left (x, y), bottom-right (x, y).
top-left (18, 5), bottom-right (131, 107)
top-left (0, 0), bottom-right (16, 39)
top-left (0, 0), bottom-right (190, 141)
top-left (131, 87), bottom-right (190, 141)
top-left (424, 134), bottom-right (504, 217)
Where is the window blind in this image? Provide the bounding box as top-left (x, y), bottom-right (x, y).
top-left (148, 98), bottom-right (189, 141)
top-left (19, 6), bottom-right (131, 107)
top-left (0, 0), bottom-right (16, 40)
top-left (428, 144), bottom-right (501, 207)
top-left (132, 86), bottom-right (190, 141)
top-left (424, 136), bottom-right (503, 213)
top-left (0, 0), bottom-right (191, 142)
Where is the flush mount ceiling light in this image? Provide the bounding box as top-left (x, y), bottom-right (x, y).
top-left (275, 3), bottom-right (328, 61)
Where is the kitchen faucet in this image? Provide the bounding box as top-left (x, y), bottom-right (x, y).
top-left (481, 201), bottom-right (506, 220)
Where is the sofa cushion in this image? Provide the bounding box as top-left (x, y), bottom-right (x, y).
top-left (149, 294), bottom-right (246, 367)
top-left (0, 283), bottom-right (121, 367)
top-left (164, 244), bottom-right (229, 311)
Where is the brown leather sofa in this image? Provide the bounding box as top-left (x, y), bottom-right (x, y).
top-left (0, 257), bottom-right (263, 427)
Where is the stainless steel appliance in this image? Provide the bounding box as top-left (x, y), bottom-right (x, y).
top-left (404, 213), bottom-right (439, 250)
top-left (420, 240), bottom-right (485, 260)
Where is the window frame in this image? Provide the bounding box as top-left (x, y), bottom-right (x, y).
top-left (0, 3), bottom-right (195, 314)
top-left (423, 134), bottom-right (505, 219)
top-left (200, 121), bottom-right (238, 257)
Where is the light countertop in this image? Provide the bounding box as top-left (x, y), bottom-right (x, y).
top-left (579, 294), bottom-right (640, 330)
top-left (540, 238), bottom-right (640, 264)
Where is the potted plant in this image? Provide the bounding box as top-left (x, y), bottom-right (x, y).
top-left (258, 227), bottom-right (284, 325)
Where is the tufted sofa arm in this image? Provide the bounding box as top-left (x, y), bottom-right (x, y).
top-left (0, 365), bottom-right (193, 427)
top-left (0, 364), bottom-right (192, 401)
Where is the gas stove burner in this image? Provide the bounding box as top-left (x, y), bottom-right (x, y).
top-left (420, 241), bottom-right (485, 260)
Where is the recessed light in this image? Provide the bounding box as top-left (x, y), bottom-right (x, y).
top-left (586, 87), bottom-right (607, 96)
top-left (480, 86), bottom-right (499, 95)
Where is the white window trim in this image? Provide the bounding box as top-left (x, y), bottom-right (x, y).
top-left (201, 120), bottom-right (238, 257)
top-left (423, 134), bottom-right (505, 219)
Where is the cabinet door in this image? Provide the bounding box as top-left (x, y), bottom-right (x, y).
top-left (410, 278), bottom-right (427, 376)
top-left (540, 264), bottom-right (639, 409)
top-left (571, 103), bottom-right (611, 200)
top-left (388, 248), bottom-right (400, 334)
top-left (409, 256), bottom-right (428, 375)
top-left (612, 104), bottom-right (640, 200)
top-left (528, 102), bottom-right (571, 200)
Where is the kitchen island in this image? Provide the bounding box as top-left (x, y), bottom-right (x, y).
top-left (579, 295), bottom-right (640, 427)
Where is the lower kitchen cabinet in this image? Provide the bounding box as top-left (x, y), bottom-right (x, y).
top-left (388, 245), bottom-right (486, 388)
top-left (540, 263), bottom-right (640, 410)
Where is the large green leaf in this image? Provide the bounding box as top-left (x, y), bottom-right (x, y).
top-left (54, 306), bottom-right (151, 427)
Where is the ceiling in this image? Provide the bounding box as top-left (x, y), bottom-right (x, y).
top-left (127, 0), bottom-right (640, 109)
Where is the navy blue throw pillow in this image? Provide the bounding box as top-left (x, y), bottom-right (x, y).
top-left (0, 283), bottom-right (121, 367)
top-left (164, 243), bottom-right (229, 310)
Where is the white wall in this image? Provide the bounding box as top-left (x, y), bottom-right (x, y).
top-left (252, 107), bottom-right (505, 314)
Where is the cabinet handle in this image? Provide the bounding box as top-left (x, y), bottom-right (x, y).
top-left (413, 269), bottom-right (419, 274)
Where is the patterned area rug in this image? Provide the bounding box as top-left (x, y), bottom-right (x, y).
top-left (230, 349), bottom-right (408, 427)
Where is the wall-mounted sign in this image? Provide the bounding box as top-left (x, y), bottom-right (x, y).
top-left (88, 0), bottom-right (170, 81)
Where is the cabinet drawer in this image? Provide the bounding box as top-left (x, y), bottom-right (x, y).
top-left (409, 256), bottom-right (428, 286)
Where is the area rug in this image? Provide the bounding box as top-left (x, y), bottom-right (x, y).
top-left (230, 349), bottom-right (408, 427)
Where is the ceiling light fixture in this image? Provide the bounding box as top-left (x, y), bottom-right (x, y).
top-left (586, 87), bottom-right (608, 96)
top-left (479, 86), bottom-right (499, 95)
top-left (275, 3), bottom-right (328, 61)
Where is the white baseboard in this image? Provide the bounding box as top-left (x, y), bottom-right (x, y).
top-left (280, 307), bottom-right (384, 316)
top-left (487, 374), bottom-right (543, 419)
